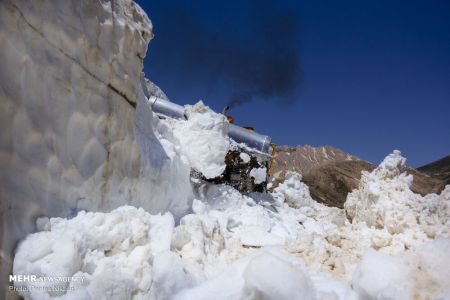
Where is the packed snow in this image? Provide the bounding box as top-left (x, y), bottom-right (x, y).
top-left (0, 0), bottom-right (158, 291)
top-left (239, 152), bottom-right (251, 163)
top-left (5, 0), bottom-right (448, 298)
top-left (13, 146), bottom-right (450, 299)
top-left (155, 101), bottom-right (230, 179)
top-left (250, 167), bottom-right (267, 184)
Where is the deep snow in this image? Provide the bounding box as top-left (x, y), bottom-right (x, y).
top-left (12, 104), bottom-right (450, 300)
top-left (3, 1), bottom-right (448, 298)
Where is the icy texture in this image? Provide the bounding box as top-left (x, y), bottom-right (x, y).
top-left (159, 101), bottom-right (230, 179)
top-left (353, 249), bottom-right (412, 299)
top-left (174, 249), bottom-right (316, 300)
top-left (3, 0), bottom-right (449, 297)
top-left (353, 237), bottom-right (450, 300)
top-left (345, 150), bottom-right (450, 236)
top-left (250, 167), bottom-right (267, 184)
top-left (13, 151), bottom-right (450, 299)
top-left (13, 206), bottom-right (176, 299)
top-left (134, 87), bottom-right (193, 216)
top-left (272, 171), bottom-right (315, 208)
top-left (0, 0), bottom-right (192, 296)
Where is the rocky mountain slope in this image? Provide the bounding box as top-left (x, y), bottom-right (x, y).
top-left (418, 155), bottom-right (450, 185)
top-left (271, 144), bottom-right (359, 176)
top-left (271, 145), bottom-right (448, 208)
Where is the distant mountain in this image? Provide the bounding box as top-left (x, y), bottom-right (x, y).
top-left (417, 155), bottom-right (450, 185)
top-left (301, 160), bottom-right (373, 208)
top-left (271, 145), bottom-right (448, 208)
top-left (271, 145), bottom-right (359, 176)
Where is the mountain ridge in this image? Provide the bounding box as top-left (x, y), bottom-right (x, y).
top-left (271, 145), bottom-right (449, 208)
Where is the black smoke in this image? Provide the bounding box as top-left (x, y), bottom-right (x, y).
top-left (146, 1), bottom-right (301, 108)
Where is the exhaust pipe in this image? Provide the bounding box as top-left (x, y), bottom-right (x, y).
top-left (149, 96), bottom-right (187, 120)
top-left (227, 123), bottom-right (272, 154)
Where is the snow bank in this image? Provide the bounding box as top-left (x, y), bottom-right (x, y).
top-left (272, 171), bottom-right (315, 208)
top-left (352, 249), bottom-right (413, 299)
top-left (353, 237), bottom-right (450, 299)
top-left (134, 87), bottom-right (193, 216)
top-left (13, 206), bottom-right (176, 299)
top-left (0, 0), bottom-right (212, 296)
top-left (180, 150), bottom-right (448, 299)
top-left (12, 147), bottom-right (450, 300)
top-left (0, 0), bottom-right (177, 296)
top-left (345, 150), bottom-right (450, 236)
top-left (174, 249), bottom-right (315, 300)
top-left (5, 0), bottom-right (448, 298)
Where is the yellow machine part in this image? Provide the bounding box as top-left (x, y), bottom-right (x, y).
top-left (268, 143), bottom-right (277, 175)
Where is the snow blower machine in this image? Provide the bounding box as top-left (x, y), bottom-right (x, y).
top-left (141, 80), bottom-right (276, 193)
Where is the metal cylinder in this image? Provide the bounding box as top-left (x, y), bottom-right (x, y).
top-left (149, 96), bottom-right (187, 120)
top-left (147, 95), bottom-right (272, 154)
top-left (228, 124), bottom-right (272, 154)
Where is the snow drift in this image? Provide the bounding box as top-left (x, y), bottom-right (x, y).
top-left (2, 0), bottom-right (449, 299)
top-left (12, 146), bottom-right (450, 299)
top-left (0, 0), bottom-right (195, 297)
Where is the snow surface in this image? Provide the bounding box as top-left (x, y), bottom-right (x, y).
top-left (272, 171), bottom-right (314, 208)
top-left (13, 149), bottom-right (450, 299)
top-left (239, 152), bottom-right (251, 163)
top-left (3, 1), bottom-right (449, 298)
top-left (167, 101), bottom-right (230, 179)
top-left (0, 0), bottom-right (169, 295)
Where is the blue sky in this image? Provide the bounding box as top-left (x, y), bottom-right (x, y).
top-left (136, 0), bottom-right (450, 167)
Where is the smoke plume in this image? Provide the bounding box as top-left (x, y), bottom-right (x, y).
top-left (148, 0), bottom-right (301, 108)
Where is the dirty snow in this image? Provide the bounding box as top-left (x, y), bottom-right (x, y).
top-left (13, 147), bottom-right (450, 299)
top-left (250, 167), bottom-right (267, 184)
top-left (239, 152), bottom-right (251, 163)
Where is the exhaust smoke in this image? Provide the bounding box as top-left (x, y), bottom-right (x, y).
top-left (149, 1), bottom-right (301, 109)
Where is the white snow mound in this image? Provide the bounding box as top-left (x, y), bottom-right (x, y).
top-left (345, 150), bottom-right (450, 236)
top-left (12, 150), bottom-right (450, 299)
top-left (161, 101), bottom-right (230, 179)
top-left (250, 167), bottom-right (267, 184)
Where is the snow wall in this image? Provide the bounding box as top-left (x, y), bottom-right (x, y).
top-left (0, 0), bottom-right (192, 297)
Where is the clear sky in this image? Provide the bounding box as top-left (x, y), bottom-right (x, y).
top-left (136, 0), bottom-right (450, 167)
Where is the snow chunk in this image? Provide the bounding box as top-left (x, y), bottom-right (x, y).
top-left (250, 167), bottom-right (267, 184)
top-left (13, 206), bottom-right (175, 299)
top-left (239, 152), bottom-right (250, 163)
top-left (345, 150), bottom-right (450, 235)
top-left (272, 171), bottom-right (315, 208)
top-left (352, 249), bottom-right (412, 300)
top-left (11, 150), bottom-right (450, 300)
top-left (174, 249), bottom-right (315, 300)
top-left (171, 101), bottom-right (230, 179)
top-left (353, 237), bottom-right (450, 299)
